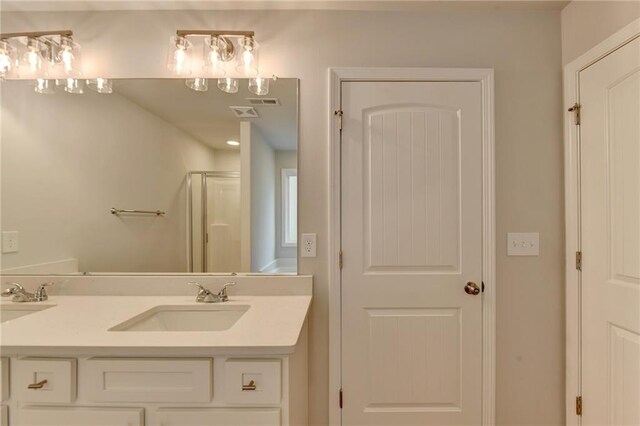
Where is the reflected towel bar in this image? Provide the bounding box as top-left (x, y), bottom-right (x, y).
top-left (110, 208), bottom-right (166, 216)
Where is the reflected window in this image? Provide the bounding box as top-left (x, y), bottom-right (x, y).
top-left (282, 168), bottom-right (297, 247)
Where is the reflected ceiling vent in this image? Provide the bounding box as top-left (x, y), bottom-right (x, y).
top-left (229, 106), bottom-right (259, 118)
top-left (246, 98), bottom-right (280, 106)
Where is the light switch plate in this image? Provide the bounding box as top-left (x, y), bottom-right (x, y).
top-left (507, 232), bottom-right (539, 256)
top-left (2, 231), bottom-right (19, 253)
top-left (301, 233), bottom-right (317, 258)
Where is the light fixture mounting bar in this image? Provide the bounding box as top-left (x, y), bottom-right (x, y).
top-left (175, 30), bottom-right (254, 38)
top-left (0, 29), bottom-right (73, 40)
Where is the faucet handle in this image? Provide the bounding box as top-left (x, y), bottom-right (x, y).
top-left (35, 282), bottom-right (53, 301)
top-left (188, 281), bottom-right (205, 291)
top-left (188, 282), bottom-right (216, 303)
top-left (217, 282), bottom-right (236, 302)
top-left (2, 282), bottom-right (25, 297)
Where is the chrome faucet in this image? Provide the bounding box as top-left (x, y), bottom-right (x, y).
top-left (189, 282), bottom-right (236, 303)
top-left (1, 282), bottom-right (53, 303)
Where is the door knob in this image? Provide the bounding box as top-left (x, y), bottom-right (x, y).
top-left (464, 282), bottom-right (481, 295)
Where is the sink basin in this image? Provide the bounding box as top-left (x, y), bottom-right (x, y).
top-left (0, 304), bottom-right (54, 323)
top-left (110, 305), bottom-right (250, 332)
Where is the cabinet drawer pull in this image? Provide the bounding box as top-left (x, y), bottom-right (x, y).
top-left (28, 379), bottom-right (48, 389)
top-left (242, 380), bottom-right (257, 391)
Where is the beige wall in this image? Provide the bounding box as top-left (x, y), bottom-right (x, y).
top-left (0, 8), bottom-right (565, 425)
top-left (562, 0), bottom-right (640, 65)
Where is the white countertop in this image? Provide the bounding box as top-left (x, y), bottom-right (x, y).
top-left (0, 295), bottom-right (311, 356)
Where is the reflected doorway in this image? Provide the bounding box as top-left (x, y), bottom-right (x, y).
top-left (188, 171), bottom-right (241, 272)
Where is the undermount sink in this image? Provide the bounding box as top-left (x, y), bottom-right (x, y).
top-left (0, 304), bottom-right (54, 323)
top-left (110, 304), bottom-right (250, 332)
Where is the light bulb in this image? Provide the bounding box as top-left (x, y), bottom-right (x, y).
top-left (186, 77), bottom-right (208, 92)
top-left (203, 36), bottom-right (228, 77)
top-left (248, 77), bottom-right (269, 96)
top-left (57, 36), bottom-right (81, 76)
top-left (0, 40), bottom-right (17, 77)
top-left (87, 78), bottom-right (113, 94)
top-left (217, 77), bottom-right (239, 94)
top-left (167, 36), bottom-right (191, 76)
top-left (226, 140), bottom-right (240, 146)
top-left (236, 36), bottom-right (259, 77)
top-left (22, 38), bottom-right (48, 77)
top-left (34, 79), bottom-right (55, 94)
top-left (61, 78), bottom-right (83, 94)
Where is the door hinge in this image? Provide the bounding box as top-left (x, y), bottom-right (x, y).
top-left (335, 109), bottom-right (343, 131)
top-left (576, 251), bottom-right (582, 271)
top-left (339, 388), bottom-right (343, 409)
top-left (338, 250), bottom-right (343, 270)
top-left (568, 103), bottom-right (581, 125)
top-left (576, 396), bottom-right (582, 416)
top-left (482, 281), bottom-right (485, 293)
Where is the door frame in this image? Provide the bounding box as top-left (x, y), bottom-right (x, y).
top-left (563, 17), bottom-right (640, 426)
top-left (328, 67), bottom-right (496, 426)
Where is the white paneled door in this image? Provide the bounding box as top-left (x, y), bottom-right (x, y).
top-left (580, 36), bottom-right (640, 426)
top-left (341, 81), bottom-right (483, 425)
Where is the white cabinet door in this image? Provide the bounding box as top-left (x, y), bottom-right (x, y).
top-left (156, 407), bottom-right (280, 426)
top-left (341, 81), bottom-right (484, 425)
top-left (580, 36), bottom-right (640, 426)
top-left (18, 406), bottom-right (144, 426)
top-left (85, 358), bottom-right (212, 403)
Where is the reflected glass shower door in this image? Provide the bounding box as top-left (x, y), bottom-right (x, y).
top-left (188, 171), bottom-right (241, 272)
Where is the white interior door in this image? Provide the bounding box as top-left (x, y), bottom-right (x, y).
top-left (580, 36), bottom-right (640, 426)
top-left (341, 81), bottom-right (483, 425)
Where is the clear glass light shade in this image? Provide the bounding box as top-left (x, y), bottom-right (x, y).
top-left (203, 36), bottom-right (230, 77)
top-left (236, 36), bottom-right (259, 77)
top-left (22, 38), bottom-right (49, 77)
top-left (0, 41), bottom-right (18, 78)
top-left (186, 77), bottom-right (208, 92)
top-left (34, 79), bottom-right (55, 94)
top-left (217, 77), bottom-right (239, 94)
top-left (248, 77), bottom-right (269, 96)
top-left (59, 78), bottom-right (84, 94)
top-left (87, 78), bottom-right (113, 94)
top-left (167, 36), bottom-right (192, 76)
top-left (57, 36), bottom-right (82, 76)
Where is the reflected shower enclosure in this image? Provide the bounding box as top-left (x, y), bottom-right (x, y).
top-left (187, 171), bottom-right (241, 272)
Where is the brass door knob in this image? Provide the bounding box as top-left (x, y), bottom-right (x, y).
top-left (464, 282), bottom-right (481, 295)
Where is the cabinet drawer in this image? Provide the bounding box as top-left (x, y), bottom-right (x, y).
top-left (0, 358), bottom-right (8, 401)
top-left (15, 358), bottom-right (76, 403)
top-left (224, 359), bottom-right (281, 405)
top-left (86, 358), bottom-right (212, 402)
top-left (156, 407), bottom-right (280, 426)
top-left (18, 406), bottom-right (144, 426)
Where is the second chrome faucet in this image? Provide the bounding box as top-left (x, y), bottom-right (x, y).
top-left (1, 282), bottom-right (53, 302)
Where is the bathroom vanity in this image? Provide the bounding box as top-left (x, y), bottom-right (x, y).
top-left (0, 276), bottom-right (311, 426)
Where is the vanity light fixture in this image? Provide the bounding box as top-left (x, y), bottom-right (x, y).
top-left (170, 30), bottom-right (270, 95)
top-left (0, 30), bottom-right (82, 79)
top-left (87, 78), bottom-right (113, 94)
top-left (226, 140), bottom-right (240, 146)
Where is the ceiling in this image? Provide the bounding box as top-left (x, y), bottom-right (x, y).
top-left (0, 0), bottom-right (571, 12)
top-left (114, 78), bottom-right (298, 151)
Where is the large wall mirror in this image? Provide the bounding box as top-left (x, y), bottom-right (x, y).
top-left (1, 78), bottom-right (298, 275)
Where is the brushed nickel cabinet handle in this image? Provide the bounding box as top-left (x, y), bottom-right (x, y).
top-left (242, 380), bottom-right (257, 391)
top-left (28, 379), bottom-right (48, 389)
